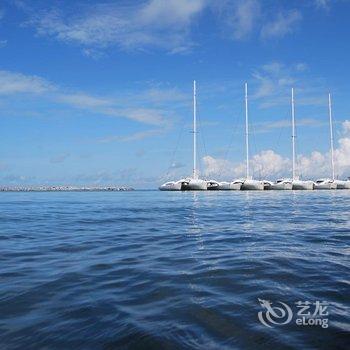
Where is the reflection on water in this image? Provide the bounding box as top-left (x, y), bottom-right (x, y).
top-left (0, 190), bottom-right (349, 349)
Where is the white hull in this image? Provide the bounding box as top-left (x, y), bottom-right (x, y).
top-left (314, 180), bottom-right (337, 190)
top-left (270, 182), bottom-right (293, 190)
top-left (217, 181), bottom-right (242, 190)
top-left (159, 181), bottom-right (183, 191)
top-left (334, 180), bottom-right (350, 189)
top-left (241, 179), bottom-right (264, 191)
top-left (207, 180), bottom-right (220, 190)
top-left (292, 180), bottom-right (314, 190)
top-left (182, 179), bottom-right (207, 191)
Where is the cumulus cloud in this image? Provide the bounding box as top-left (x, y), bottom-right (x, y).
top-left (202, 121), bottom-right (350, 179)
top-left (203, 150), bottom-right (290, 179)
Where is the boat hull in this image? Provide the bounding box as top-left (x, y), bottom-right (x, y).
top-left (241, 180), bottom-right (264, 191)
top-left (292, 180), bottom-right (314, 190)
top-left (314, 182), bottom-right (337, 190)
top-left (334, 180), bottom-right (350, 189)
top-left (159, 182), bottom-right (182, 191)
top-left (182, 179), bottom-right (207, 191)
top-left (207, 181), bottom-right (220, 190)
top-left (270, 182), bottom-right (293, 190)
top-left (217, 182), bottom-right (242, 190)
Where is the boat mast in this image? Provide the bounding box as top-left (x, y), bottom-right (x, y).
top-left (245, 82), bottom-right (249, 179)
top-left (193, 80), bottom-right (198, 180)
top-left (328, 93), bottom-right (335, 181)
top-left (291, 88), bottom-right (296, 180)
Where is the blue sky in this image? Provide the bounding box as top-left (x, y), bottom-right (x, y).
top-left (1, 0), bottom-right (350, 188)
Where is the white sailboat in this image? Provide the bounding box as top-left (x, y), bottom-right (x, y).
top-left (181, 80), bottom-right (207, 191)
top-left (268, 178), bottom-right (293, 190)
top-left (315, 93), bottom-right (337, 190)
top-left (160, 81), bottom-right (207, 191)
top-left (335, 178), bottom-right (350, 189)
top-left (290, 88), bottom-right (314, 190)
top-left (217, 180), bottom-right (243, 190)
top-left (241, 83), bottom-right (264, 191)
top-left (159, 180), bottom-right (184, 191)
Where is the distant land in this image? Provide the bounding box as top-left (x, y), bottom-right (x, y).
top-left (0, 186), bottom-right (134, 192)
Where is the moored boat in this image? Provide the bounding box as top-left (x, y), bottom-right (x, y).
top-left (314, 178), bottom-right (337, 190)
top-left (334, 179), bottom-right (350, 189)
top-left (217, 180), bottom-right (243, 190)
top-left (292, 179), bottom-right (314, 190)
top-left (241, 178), bottom-right (265, 191)
top-left (268, 179), bottom-right (293, 190)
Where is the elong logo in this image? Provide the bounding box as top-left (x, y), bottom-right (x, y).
top-left (257, 298), bottom-right (329, 328)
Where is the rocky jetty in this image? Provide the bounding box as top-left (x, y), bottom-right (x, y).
top-left (0, 186), bottom-right (134, 192)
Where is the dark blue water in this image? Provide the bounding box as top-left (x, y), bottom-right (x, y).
top-left (0, 191), bottom-right (349, 349)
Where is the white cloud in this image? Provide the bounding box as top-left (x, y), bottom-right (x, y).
top-left (202, 155), bottom-right (235, 179)
top-left (203, 150), bottom-right (290, 179)
top-left (57, 93), bottom-right (111, 108)
top-left (255, 118), bottom-right (324, 133)
top-left (0, 70), bottom-right (54, 95)
top-left (28, 0), bottom-right (206, 53)
top-left (217, 0), bottom-right (261, 40)
top-left (342, 120), bottom-right (350, 135)
top-left (0, 69), bottom-right (178, 126)
top-left (251, 61), bottom-right (327, 109)
top-left (261, 10), bottom-right (302, 40)
top-left (314, 0), bottom-right (331, 9)
top-left (202, 121), bottom-right (350, 179)
top-left (99, 129), bottom-right (163, 143)
top-left (0, 39), bottom-right (7, 48)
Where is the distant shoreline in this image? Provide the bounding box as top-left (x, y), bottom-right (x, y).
top-left (0, 186), bottom-right (134, 192)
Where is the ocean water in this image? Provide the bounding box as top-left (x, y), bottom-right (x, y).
top-left (0, 190), bottom-right (349, 349)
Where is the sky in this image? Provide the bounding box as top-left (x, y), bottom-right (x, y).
top-left (1, 0), bottom-right (350, 188)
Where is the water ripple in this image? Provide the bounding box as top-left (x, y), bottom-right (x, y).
top-left (0, 191), bottom-right (349, 349)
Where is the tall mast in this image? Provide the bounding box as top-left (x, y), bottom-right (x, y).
top-left (291, 88), bottom-right (296, 180)
top-left (193, 80), bottom-right (198, 180)
top-left (245, 82), bottom-right (249, 179)
top-left (328, 93), bottom-right (335, 180)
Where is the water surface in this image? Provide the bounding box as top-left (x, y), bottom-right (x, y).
top-left (0, 191), bottom-right (349, 349)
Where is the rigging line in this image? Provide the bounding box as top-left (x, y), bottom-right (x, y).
top-left (250, 120), bottom-right (263, 179)
top-left (165, 120), bottom-right (185, 177)
top-left (197, 106), bottom-right (208, 177)
top-left (220, 113), bottom-right (240, 178)
top-left (223, 113), bottom-right (240, 162)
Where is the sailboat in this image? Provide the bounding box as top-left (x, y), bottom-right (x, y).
top-left (314, 93), bottom-right (337, 190)
top-left (241, 83), bottom-right (264, 190)
top-left (290, 88), bottom-right (314, 190)
top-left (160, 81), bottom-right (207, 191)
top-left (321, 93), bottom-right (350, 190)
top-left (181, 81), bottom-right (207, 191)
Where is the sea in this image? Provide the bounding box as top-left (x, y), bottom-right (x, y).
top-left (0, 190), bottom-right (349, 349)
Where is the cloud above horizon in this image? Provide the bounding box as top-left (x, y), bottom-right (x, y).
top-left (25, 0), bottom-right (207, 54)
top-left (13, 0), bottom-right (327, 55)
top-left (0, 69), bottom-right (183, 127)
top-left (202, 120), bottom-right (350, 180)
